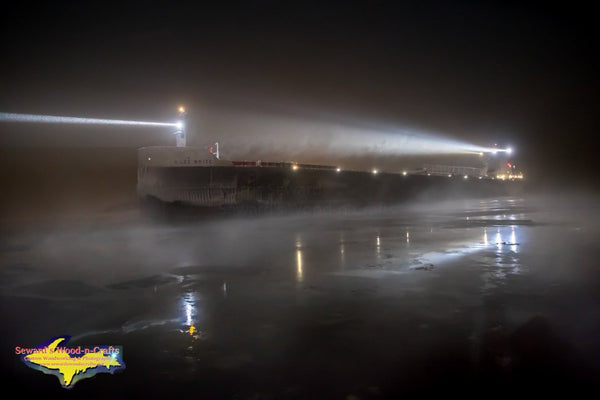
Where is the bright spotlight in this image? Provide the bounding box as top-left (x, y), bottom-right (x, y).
top-left (372, 169), bottom-right (379, 175)
top-left (506, 147), bottom-right (513, 154)
top-left (402, 171), bottom-right (407, 176)
top-left (178, 106), bottom-right (185, 113)
top-left (336, 167), bottom-right (341, 172)
top-left (175, 121), bottom-right (183, 130)
top-left (0, 112), bottom-right (180, 128)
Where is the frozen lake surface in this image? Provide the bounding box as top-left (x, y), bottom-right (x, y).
top-left (1, 195), bottom-right (599, 397)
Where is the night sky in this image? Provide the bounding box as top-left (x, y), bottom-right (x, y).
top-left (1, 1), bottom-right (598, 187)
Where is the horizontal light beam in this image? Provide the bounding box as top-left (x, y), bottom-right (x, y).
top-left (0, 112), bottom-right (179, 128)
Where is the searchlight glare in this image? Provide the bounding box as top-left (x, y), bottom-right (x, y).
top-left (0, 106), bottom-right (187, 147)
top-left (0, 112), bottom-right (180, 128)
top-left (0, 107), bottom-right (516, 157)
top-left (486, 147), bottom-right (512, 155)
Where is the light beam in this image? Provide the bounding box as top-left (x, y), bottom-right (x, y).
top-left (0, 112), bottom-right (180, 128)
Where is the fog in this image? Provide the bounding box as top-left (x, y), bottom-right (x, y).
top-left (2, 186), bottom-right (599, 396)
top-left (2, 0), bottom-right (598, 395)
top-left (1, 132), bottom-right (598, 397)
top-left (0, 104), bottom-right (504, 177)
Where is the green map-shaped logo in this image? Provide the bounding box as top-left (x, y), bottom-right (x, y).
top-left (19, 336), bottom-right (125, 388)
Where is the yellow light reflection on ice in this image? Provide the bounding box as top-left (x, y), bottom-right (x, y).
top-left (296, 249), bottom-right (303, 282)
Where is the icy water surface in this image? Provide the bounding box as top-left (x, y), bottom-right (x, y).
top-left (1, 195), bottom-right (599, 397)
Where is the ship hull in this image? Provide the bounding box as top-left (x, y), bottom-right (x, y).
top-left (137, 165), bottom-right (524, 211)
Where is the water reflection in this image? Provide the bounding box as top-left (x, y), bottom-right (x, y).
top-left (295, 235), bottom-right (303, 283)
top-left (339, 232), bottom-right (345, 266)
top-left (483, 228), bottom-right (488, 245)
top-left (296, 249), bottom-right (303, 282)
top-left (510, 226), bottom-right (518, 253)
top-left (376, 234), bottom-right (381, 260)
top-left (481, 225), bottom-right (524, 292)
top-left (182, 292), bottom-right (197, 336)
top-left (406, 231), bottom-right (410, 244)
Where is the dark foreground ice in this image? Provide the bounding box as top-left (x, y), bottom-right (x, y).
top-left (1, 195), bottom-right (599, 398)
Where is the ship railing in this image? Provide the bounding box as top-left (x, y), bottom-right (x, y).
top-left (423, 164), bottom-right (486, 177)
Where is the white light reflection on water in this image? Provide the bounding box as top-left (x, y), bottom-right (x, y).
top-left (182, 292), bottom-right (198, 336)
top-left (510, 226), bottom-right (519, 253)
top-left (481, 225), bottom-right (524, 292)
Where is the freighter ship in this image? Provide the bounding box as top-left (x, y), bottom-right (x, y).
top-left (137, 108), bottom-right (524, 211)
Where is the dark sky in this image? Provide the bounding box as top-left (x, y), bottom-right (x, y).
top-left (1, 0), bottom-right (598, 186)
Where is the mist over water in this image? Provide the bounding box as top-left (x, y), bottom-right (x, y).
top-left (1, 0), bottom-right (598, 395)
top-left (1, 175), bottom-right (599, 397)
top-left (0, 136), bottom-right (597, 398)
